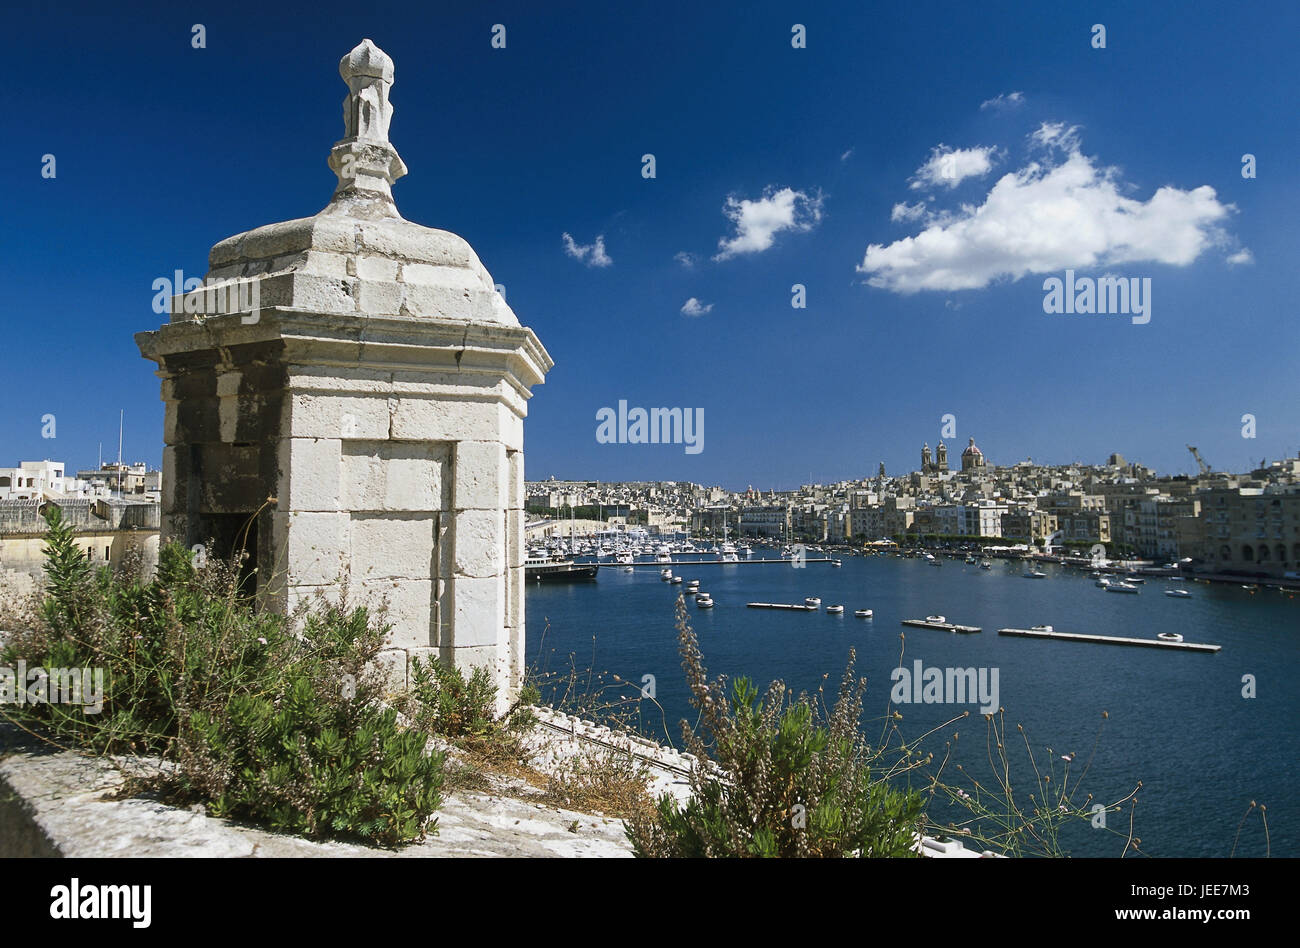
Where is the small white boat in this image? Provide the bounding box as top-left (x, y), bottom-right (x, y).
top-left (660, 568), bottom-right (673, 581)
top-left (721, 552), bottom-right (740, 563)
top-left (1164, 588), bottom-right (1191, 598)
top-left (805, 597), bottom-right (822, 607)
top-left (696, 595), bottom-right (714, 609)
top-left (686, 579), bottom-right (700, 588)
top-left (670, 576), bottom-right (683, 584)
top-left (1096, 577), bottom-right (1112, 587)
top-left (1030, 624), bottom-right (1054, 633)
top-left (1157, 632), bottom-right (1184, 642)
top-left (1124, 575), bottom-right (1146, 585)
top-left (1106, 582), bottom-right (1140, 594)
top-left (655, 552), bottom-right (673, 565)
top-left (826, 605), bottom-right (844, 614)
top-left (925, 614), bottom-right (947, 624)
top-left (854, 609), bottom-right (873, 618)
top-left (831, 559), bottom-right (842, 567)
top-left (623, 566), bottom-right (634, 573)
top-left (1023, 570), bottom-right (1047, 579)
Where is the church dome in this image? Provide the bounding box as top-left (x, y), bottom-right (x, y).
top-left (963, 437), bottom-right (983, 457)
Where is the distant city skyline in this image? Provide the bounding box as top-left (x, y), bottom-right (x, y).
top-left (10, 434), bottom-right (1298, 498)
top-left (4, 1), bottom-right (1297, 489)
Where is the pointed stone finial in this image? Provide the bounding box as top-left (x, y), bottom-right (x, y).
top-left (326, 39), bottom-right (408, 215)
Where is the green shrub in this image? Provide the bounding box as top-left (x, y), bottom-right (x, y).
top-left (404, 655), bottom-right (537, 759)
top-left (627, 596), bottom-right (925, 857)
top-left (183, 679), bottom-right (441, 846)
top-left (1, 506), bottom-right (444, 847)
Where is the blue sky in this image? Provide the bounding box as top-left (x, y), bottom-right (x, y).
top-left (3, 0), bottom-right (1297, 489)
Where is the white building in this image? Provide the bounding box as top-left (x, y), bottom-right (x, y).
top-left (0, 460), bottom-right (67, 499)
top-left (960, 501), bottom-right (1008, 538)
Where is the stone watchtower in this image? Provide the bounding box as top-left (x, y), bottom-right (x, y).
top-left (136, 40), bottom-right (552, 705)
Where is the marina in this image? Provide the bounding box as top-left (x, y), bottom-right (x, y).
top-left (527, 546), bottom-right (1296, 857)
top-left (617, 557), bottom-right (837, 567)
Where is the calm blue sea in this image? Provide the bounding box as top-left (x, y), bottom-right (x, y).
top-left (526, 552), bottom-right (1297, 857)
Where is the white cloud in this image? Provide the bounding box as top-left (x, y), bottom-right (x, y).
top-left (890, 201), bottom-right (929, 223)
top-left (681, 297), bottom-right (714, 317)
top-left (980, 91), bottom-right (1025, 111)
top-left (1029, 121), bottom-right (1081, 153)
top-left (674, 251), bottom-right (698, 269)
top-left (713, 186), bottom-right (824, 261)
top-left (910, 145), bottom-right (998, 191)
top-left (840, 148), bottom-right (855, 162)
top-left (1226, 248), bottom-right (1254, 266)
top-left (859, 128), bottom-right (1236, 293)
top-left (562, 232), bottom-right (612, 267)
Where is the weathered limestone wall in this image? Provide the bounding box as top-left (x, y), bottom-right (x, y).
top-left (137, 40), bottom-right (551, 709)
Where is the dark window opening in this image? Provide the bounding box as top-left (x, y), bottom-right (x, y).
top-left (198, 512), bottom-right (261, 596)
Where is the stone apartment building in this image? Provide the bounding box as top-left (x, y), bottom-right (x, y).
top-left (1191, 486), bottom-right (1300, 578)
top-left (0, 498), bottom-right (161, 593)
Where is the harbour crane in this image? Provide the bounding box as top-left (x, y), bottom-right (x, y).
top-left (1186, 445), bottom-right (1211, 476)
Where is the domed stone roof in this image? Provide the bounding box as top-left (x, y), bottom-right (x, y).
top-left (963, 437), bottom-right (983, 456)
top-left (191, 39), bottom-right (518, 328)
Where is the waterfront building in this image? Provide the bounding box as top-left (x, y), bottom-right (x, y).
top-left (1193, 485), bottom-right (1300, 578)
top-left (737, 504), bottom-right (789, 538)
top-left (959, 501), bottom-right (1007, 538)
top-left (1000, 508), bottom-right (1057, 544)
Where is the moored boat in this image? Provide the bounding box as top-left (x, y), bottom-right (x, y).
top-left (854, 609), bottom-right (873, 618)
top-left (525, 557), bottom-right (599, 583)
top-left (826, 605), bottom-right (844, 614)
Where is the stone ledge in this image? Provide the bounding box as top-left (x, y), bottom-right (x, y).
top-left (1, 716), bottom-right (983, 858)
top-left (0, 716), bottom-right (670, 859)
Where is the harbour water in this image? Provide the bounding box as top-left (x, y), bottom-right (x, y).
top-left (526, 551), bottom-right (1298, 857)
